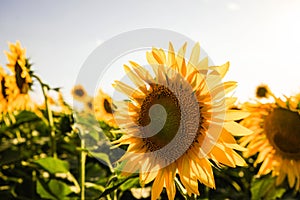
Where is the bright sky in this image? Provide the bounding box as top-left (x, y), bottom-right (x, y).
top-left (1, 0), bottom-right (300, 103)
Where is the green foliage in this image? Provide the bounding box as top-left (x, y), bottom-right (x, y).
top-left (1, 80), bottom-right (300, 200)
top-left (34, 157), bottom-right (69, 174)
top-left (250, 175), bottom-right (286, 200)
top-left (37, 179), bottom-right (73, 200)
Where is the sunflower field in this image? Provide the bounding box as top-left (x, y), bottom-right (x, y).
top-left (0, 41), bottom-right (300, 200)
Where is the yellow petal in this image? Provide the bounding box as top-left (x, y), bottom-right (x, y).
top-left (113, 81), bottom-right (138, 98)
top-left (167, 42), bottom-right (177, 68)
top-left (151, 169), bottom-right (164, 200)
top-left (176, 42), bottom-right (187, 68)
top-left (210, 144), bottom-right (236, 167)
top-left (287, 161), bottom-right (296, 187)
top-left (188, 42), bottom-right (200, 69)
top-left (210, 62), bottom-right (230, 78)
top-left (130, 61), bottom-right (155, 84)
top-left (165, 164), bottom-right (176, 200)
top-left (196, 56), bottom-right (208, 70)
top-left (224, 110), bottom-right (250, 121)
top-left (223, 121), bottom-right (253, 136)
top-left (123, 65), bottom-right (147, 93)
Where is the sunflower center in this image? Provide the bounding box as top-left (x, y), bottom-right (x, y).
top-left (87, 101), bottom-right (93, 110)
top-left (138, 84), bottom-right (181, 151)
top-left (75, 88), bottom-right (85, 97)
top-left (1, 78), bottom-right (8, 99)
top-left (264, 108), bottom-right (300, 159)
top-left (256, 86), bottom-right (268, 98)
top-left (104, 99), bottom-right (113, 114)
top-left (15, 61), bottom-right (29, 94)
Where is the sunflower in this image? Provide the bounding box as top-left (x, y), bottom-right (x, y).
top-left (83, 96), bottom-right (94, 113)
top-left (71, 84), bottom-right (88, 102)
top-left (239, 89), bottom-right (300, 191)
top-left (4, 41), bottom-right (34, 111)
top-left (255, 84), bottom-right (272, 98)
top-left (0, 66), bottom-right (9, 113)
top-left (94, 89), bottom-right (117, 127)
top-left (112, 42), bottom-right (251, 199)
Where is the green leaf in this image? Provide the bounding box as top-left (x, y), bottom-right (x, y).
top-left (34, 157), bottom-right (69, 174)
top-left (37, 179), bottom-right (73, 200)
top-left (0, 111), bottom-right (41, 132)
top-left (120, 177), bottom-right (139, 191)
top-left (15, 110), bottom-right (40, 122)
top-left (89, 152), bottom-right (113, 171)
top-left (251, 175), bottom-right (286, 200)
top-left (99, 175), bottom-right (138, 198)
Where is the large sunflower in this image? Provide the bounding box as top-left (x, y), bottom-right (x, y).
top-left (112, 42), bottom-right (251, 199)
top-left (94, 89), bottom-right (117, 127)
top-left (4, 41), bottom-right (34, 111)
top-left (240, 89), bottom-right (300, 191)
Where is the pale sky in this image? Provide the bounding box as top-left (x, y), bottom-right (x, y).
top-left (1, 0), bottom-right (300, 103)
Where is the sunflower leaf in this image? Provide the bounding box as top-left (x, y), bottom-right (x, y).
top-left (34, 157), bottom-right (69, 174)
top-left (36, 178), bottom-right (73, 200)
top-left (250, 175), bottom-right (286, 200)
top-left (99, 175), bottom-right (138, 198)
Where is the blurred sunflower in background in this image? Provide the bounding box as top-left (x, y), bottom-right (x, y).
top-left (255, 84), bottom-right (271, 98)
top-left (113, 42), bottom-right (251, 199)
top-left (94, 89), bottom-right (117, 127)
top-left (83, 96), bottom-right (94, 113)
top-left (0, 66), bottom-right (9, 113)
top-left (4, 41), bottom-right (35, 111)
top-left (240, 86), bottom-right (300, 191)
top-left (71, 84), bottom-right (88, 102)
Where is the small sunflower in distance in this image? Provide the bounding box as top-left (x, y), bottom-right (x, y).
top-left (112, 42), bottom-right (251, 199)
top-left (71, 84), bottom-right (88, 102)
top-left (94, 89), bottom-right (117, 127)
top-left (83, 96), bottom-right (94, 113)
top-left (256, 84), bottom-right (272, 98)
top-left (4, 41), bottom-right (35, 111)
top-left (240, 87), bottom-right (300, 191)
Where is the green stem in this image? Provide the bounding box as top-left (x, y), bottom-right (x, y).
top-left (33, 75), bottom-right (57, 158)
top-left (80, 138), bottom-right (87, 200)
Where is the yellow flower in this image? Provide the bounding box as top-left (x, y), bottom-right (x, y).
top-left (71, 84), bottom-right (88, 102)
top-left (255, 84), bottom-right (272, 98)
top-left (4, 41), bottom-right (34, 111)
top-left (112, 42), bottom-right (251, 199)
top-left (94, 89), bottom-right (117, 127)
top-left (0, 66), bottom-right (9, 113)
top-left (240, 93), bottom-right (300, 191)
top-left (83, 96), bottom-right (94, 113)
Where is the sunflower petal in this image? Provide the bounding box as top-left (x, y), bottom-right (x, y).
top-left (210, 62), bottom-right (230, 78)
top-left (151, 169), bottom-right (164, 200)
top-left (223, 121), bottom-right (253, 136)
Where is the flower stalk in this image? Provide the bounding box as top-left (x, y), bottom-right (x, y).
top-left (33, 74), bottom-right (57, 158)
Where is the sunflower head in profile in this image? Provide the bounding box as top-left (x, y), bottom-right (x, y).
top-left (240, 89), bottom-right (300, 191)
top-left (71, 84), bottom-right (88, 102)
top-left (0, 66), bottom-right (9, 113)
top-left (112, 42), bottom-right (251, 200)
top-left (94, 89), bottom-right (117, 127)
top-left (4, 41), bottom-right (35, 111)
